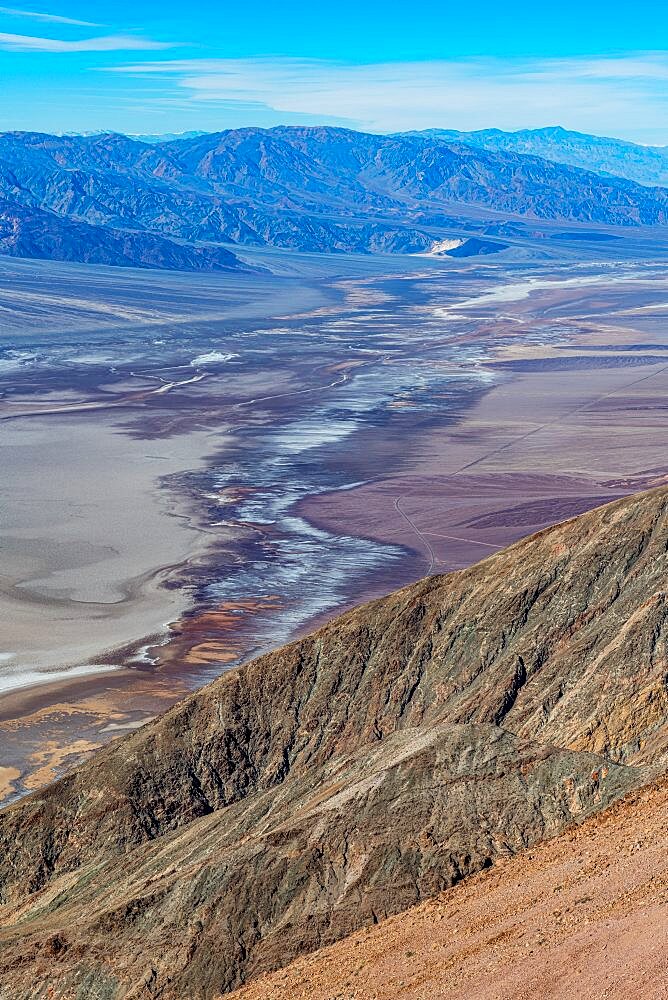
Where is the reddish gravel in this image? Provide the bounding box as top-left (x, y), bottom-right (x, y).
top-left (231, 778), bottom-right (668, 1000)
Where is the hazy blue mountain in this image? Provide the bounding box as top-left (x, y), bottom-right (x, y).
top-left (131, 130), bottom-right (209, 144)
top-left (1, 126), bottom-right (668, 270)
top-left (64, 130), bottom-right (210, 143)
top-left (404, 126), bottom-right (668, 188)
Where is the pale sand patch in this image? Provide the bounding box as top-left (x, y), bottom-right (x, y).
top-left (0, 669), bottom-right (190, 803)
top-left (100, 717), bottom-right (155, 733)
top-left (22, 739), bottom-right (100, 790)
top-left (0, 767), bottom-right (20, 800)
top-left (0, 409), bottom-right (225, 693)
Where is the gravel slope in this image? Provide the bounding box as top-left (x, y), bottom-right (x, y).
top-left (231, 776), bottom-right (668, 1000)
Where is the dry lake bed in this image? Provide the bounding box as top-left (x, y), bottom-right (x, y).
top-left (1, 238), bottom-right (668, 800)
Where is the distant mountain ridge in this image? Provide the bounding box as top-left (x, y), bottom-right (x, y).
top-left (132, 130), bottom-right (209, 144)
top-left (0, 192), bottom-right (246, 272)
top-left (1, 126), bottom-right (668, 270)
top-left (404, 126), bottom-right (668, 188)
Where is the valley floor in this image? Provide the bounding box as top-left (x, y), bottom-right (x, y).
top-left (2, 248), bottom-right (668, 806)
top-left (231, 777), bottom-right (668, 1000)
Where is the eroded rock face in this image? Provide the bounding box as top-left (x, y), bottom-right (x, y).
top-left (0, 487), bottom-right (666, 998)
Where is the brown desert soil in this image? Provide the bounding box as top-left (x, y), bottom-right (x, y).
top-left (231, 778), bottom-right (668, 1000)
top-left (0, 668), bottom-right (189, 805)
top-left (0, 768), bottom-right (20, 801)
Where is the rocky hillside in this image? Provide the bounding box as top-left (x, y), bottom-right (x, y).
top-left (231, 775), bottom-right (668, 999)
top-left (2, 126), bottom-right (668, 269)
top-left (0, 486), bottom-right (667, 998)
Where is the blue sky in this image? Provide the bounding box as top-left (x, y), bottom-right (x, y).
top-left (1, 1), bottom-right (668, 142)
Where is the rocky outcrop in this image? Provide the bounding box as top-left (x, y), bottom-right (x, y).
top-left (0, 487), bottom-right (666, 998)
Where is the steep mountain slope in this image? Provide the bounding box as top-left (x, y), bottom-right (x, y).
top-left (410, 126), bottom-right (668, 188)
top-left (0, 486), bottom-right (667, 998)
top-left (2, 127), bottom-right (668, 270)
top-left (231, 775), bottom-right (668, 1000)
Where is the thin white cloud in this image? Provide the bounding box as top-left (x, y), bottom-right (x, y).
top-left (0, 31), bottom-right (175, 51)
top-left (0, 5), bottom-right (100, 25)
top-left (108, 53), bottom-right (668, 143)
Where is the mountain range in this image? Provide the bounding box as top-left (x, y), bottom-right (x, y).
top-left (1, 486), bottom-right (666, 998)
top-left (407, 126), bottom-right (668, 188)
top-left (2, 126), bottom-right (668, 271)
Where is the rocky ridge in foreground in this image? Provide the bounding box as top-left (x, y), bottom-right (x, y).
top-left (0, 486), bottom-right (666, 998)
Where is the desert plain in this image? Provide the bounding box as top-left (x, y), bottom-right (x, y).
top-left (1, 237), bottom-right (668, 801)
